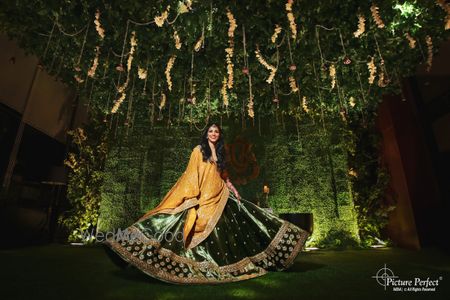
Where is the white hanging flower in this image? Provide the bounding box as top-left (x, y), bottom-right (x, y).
top-left (354, 14), bottom-right (365, 38)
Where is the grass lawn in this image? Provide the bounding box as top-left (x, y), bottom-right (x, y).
top-left (1, 244), bottom-right (449, 300)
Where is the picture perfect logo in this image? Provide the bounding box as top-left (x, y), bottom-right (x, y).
top-left (372, 264), bottom-right (443, 293)
top-left (372, 264), bottom-right (399, 290)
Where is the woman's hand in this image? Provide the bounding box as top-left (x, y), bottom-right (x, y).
top-left (226, 178), bottom-right (241, 203)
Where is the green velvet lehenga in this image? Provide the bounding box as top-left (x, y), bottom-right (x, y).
top-left (104, 192), bottom-right (310, 284)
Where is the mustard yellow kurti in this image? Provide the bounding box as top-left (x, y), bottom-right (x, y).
top-left (137, 145), bottom-right (229, 250)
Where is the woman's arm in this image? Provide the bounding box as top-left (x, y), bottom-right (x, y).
top-left (226, 177), bottom-right (241, 202)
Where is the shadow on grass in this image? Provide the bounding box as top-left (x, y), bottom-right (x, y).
top-left (109, 267), bottom-right (165, 285)
top-left (285, 260), bottom-right (324, 273)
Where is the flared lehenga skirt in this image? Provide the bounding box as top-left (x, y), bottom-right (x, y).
top-left (104, 194), bottom-right (310, 284)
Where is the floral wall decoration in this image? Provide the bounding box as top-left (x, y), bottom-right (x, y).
top-left (0, 1), bottom-right (448, 246)
top-left (0, 0), bottom-right (447, 128)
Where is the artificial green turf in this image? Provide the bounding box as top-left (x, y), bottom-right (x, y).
top-left (1, 244), bottom-right (449, 300)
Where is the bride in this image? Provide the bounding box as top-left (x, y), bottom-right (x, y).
top-left (104, 123), bottom-right (310, 284)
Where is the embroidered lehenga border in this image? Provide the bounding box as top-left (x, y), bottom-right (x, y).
top-left (104, 221), bottom-right (310, 284)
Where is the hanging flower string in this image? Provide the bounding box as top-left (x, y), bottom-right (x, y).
top-left (302, 96), bottom-right (310, 113)
top-left (137, 66), bottom-right (147, 79)
top-left (155, 6), bottom-right (170, 27)
top-left (378, 68), bottom-right (387, 87)
top-left (255, 48), bottom-right (277, 84)
top-left (288, 76), bottom-right (299, 92)
top-left (165, 55), bottom-right (176, 91)
top-left (354, 14), bottom-right (366, 38)
top-left (159, 92), bottom-right (166, 110)
top-left (94, 9), bottom-right (105, 39)
top-left (194, 32), bottom-right (204, 52)
top-left (367, 56), bottom-right (377, 85)
top-left (127, 32), bottom-right (137, 72)
top-left (225, 9), bottom-right (237, 89)
top-left (173, 30), bottom-right (182, 49)
top-left (87, 46), bottom-right (100, 78)
top-left (242, 26), bottom-right (254, 119)
top-left (74, 74), bottom-right (84, 83)
top-left (112, 31), bottom-right (137, 113)
top-left (221, 77), bottom-right (229, 107)
top-left (370, 4), bottom-right (385, 29)
top-left (271, 24), bottom-right (282, 44)
top-left (405, 33), bottom-right (416, 48)
top-left (436, 0), bottom-right (450, 30)
top-left (285, 0), bottom-right (297, 40)
top-left (286, 31), bottom-right (299, 93)
top-left (349, 96), bottom-right (356, 107)
top-left (247, 92), bottom-right (254, 118)
top-left (329, 64), bottom-right (336, 89)
top-left (425, 35), bottom-right (433, 72)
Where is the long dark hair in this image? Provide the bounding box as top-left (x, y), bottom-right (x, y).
top-left (199, 123), bottom-right (226, 172)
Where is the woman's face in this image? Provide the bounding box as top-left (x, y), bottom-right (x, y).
top-left (207, 125), bottom-right (220, 144)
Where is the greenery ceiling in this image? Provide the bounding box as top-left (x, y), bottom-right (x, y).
top-left (1, 0), bottom-right (449, 127)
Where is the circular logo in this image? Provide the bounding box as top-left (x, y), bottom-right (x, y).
top-left (372, 264), bottom-right (399, 290)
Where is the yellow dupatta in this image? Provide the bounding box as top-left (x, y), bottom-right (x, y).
top-left (137, 145), bottom-right (229, 250)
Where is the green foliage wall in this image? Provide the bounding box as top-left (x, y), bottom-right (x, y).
top-left (98, 116), bottom-right (361, 248)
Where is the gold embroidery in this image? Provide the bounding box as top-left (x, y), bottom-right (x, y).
top-left (105, 220), bottom-right (310, 284)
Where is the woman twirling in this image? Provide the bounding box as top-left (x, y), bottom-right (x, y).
top-left (104, 123), bottom-right (310, 284)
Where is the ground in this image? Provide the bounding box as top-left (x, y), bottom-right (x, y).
top-left (1, 244), bottom-right (449, 300)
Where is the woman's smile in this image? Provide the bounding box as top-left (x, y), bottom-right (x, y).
top-left (207, 126), bottom-right (220, 143)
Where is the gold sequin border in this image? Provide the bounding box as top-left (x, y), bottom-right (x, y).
top-left (105, 220), bottom-right (310, 284)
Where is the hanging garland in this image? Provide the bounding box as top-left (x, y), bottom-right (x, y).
top-left (155, 6), bottom-right (170, 27)
top-left (87, 46), bottom-right (100, 78)
top-left (1, 1), bottom-right (448, 124)
top-left (405, 32), bottom-right (416, 49)
top-left (165, 55), bottom-right (176, 91)
top-left (94, 9), bottom-right (105, 39)
top-left (225, 9), bottom-right (237, 89)
top-left (271, 24), bottom-right (282, 44)
top-left (436, 0), bottom-right (450, 30)
top-left (367, 56), bottom-right (377, 85)
top-left (255, 48), bottom-right (277, 84)
top-left (173, 30), bottom-right (182, 50)
top-left (370, 4), bottom-right (385, 29)
top-left (354, 14), bottom-right (366, 38)
top-left (111, 30), bottom-right (137, 113)
top-left (285, 0), bottom-right (297, 40)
